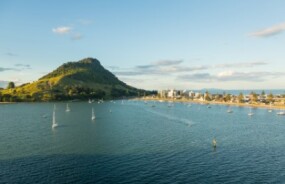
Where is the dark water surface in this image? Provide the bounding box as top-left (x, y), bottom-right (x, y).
top-left (1, 101), bottom-right (285, 183)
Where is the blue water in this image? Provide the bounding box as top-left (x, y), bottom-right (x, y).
top-left (0, 101), bottom-right (285, 183)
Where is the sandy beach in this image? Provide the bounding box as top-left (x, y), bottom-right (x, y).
top-left (136, 97), bottom-right (285, 110)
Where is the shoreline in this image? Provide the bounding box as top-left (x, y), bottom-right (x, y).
top-left (136, 97), bottom-right (285, 110)
top-left (1, 98), bottom-right (285, 110)
top-left (0, 102), bottom-right (15, 104)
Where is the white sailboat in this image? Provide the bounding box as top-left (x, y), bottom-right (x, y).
top-left (248, 107), bottom-right (254, 116)
top-left (66, 103), bottom-right (70, 112)
top-left (88, 99), bottom-right (92, 103)
top-left (168, 102), bottom-right (173, 107)
top-left (268, 103), bottom-right (272, 112)
top-left (276, 109), bottom-right (285, 115)
top-left (212, 138), bottom-right (217, 148)
top-left (92, 108), bottom-right (96, 120)
top-left (227, 106), bottom-right (233, 113)
top-left (52, 105), bottom-right (58, 128)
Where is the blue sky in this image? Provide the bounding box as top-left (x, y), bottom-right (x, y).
top-left (1, 0), bottom-right (285, 90)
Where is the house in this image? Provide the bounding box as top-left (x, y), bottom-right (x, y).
top-left (189, 91), bottom-right (195, 98)
top-left (244, 95), bottom-right (250, 102)
top-left (194, 92), bottom-right (201, 99)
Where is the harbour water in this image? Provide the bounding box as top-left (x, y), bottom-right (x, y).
top-left (1, 101), bottom-right (285, 183)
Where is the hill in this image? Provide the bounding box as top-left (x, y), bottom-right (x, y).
top-left (0, 58), bottom-right (149, 102)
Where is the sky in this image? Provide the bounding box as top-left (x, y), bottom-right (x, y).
top-left (1, 0), bottom-right (285, 90)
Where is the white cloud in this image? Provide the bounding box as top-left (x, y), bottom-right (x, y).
top-left (217, 71), bottom-right (234, 77)
top-left (249, 22), bottom-right (285, 37)
top-left (52, 26), bottom-right (72, 34)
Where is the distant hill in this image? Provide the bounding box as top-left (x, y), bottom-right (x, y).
top-left (0, 58), bottom-right (150, 102)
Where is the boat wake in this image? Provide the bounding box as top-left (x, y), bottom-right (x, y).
top-left (145, 108), bottom-right (195, 127)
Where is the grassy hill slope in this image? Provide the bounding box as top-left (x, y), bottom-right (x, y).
top-left (0, 58), bottom-right (148, 102)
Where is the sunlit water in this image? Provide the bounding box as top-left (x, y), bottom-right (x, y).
top-left (0, 101), bottom-right (285, 183)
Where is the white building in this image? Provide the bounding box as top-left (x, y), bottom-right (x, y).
top-left (189, 91), bottom-right (195, 98)
top-left (168, 89), bottom-right (177, 98)
top-left (159, 90), bottom-right (168, 98)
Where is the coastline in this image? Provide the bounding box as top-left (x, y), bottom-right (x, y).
top-left (136, 97), bottom-right (285, 110)
top-left (1, 98), bottom-right (284, 110)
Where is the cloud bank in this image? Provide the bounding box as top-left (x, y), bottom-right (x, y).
top-left (177, 71), bottom-right (284, 83)
top-left (215, 61), bottom-right (267, 68)
top-left (15, 64), bottom-right (31, 69)
top-left (0, 67), bottom-right (17, 72)
top-left (111, 59), bottom-right (281, 84)
top-left (112, 60), bottom-right (268, 76)
top-left (0, 64), bottom-right (31, 73)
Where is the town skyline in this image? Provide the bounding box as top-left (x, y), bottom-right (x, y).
top-left (1, 0), bottom-right (285, 90)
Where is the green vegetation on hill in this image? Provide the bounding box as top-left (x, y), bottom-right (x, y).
top-left (0, 58), bottom-right (152, 102)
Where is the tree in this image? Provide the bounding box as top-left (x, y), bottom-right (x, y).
top-left (204, 91), bottom-right (211, 101)
top-left (205, 93), bottom-right (211, 101)
top-left (224, 94), bottom-right (231, 102)
top-left (7, 82), bottom-right (15, 89)
top-left (267, 93), bottom-right (274, 103)
top-left (238, 92), bottom-right (244, 103)
top-left (214, 94), bottom-right (220, 101)
top-left (1, 94), bottom-right (11, 102)
top-left (261, 90), bottom-right (265, 96)
top-left (251, 92), bottom-right (258, 102)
